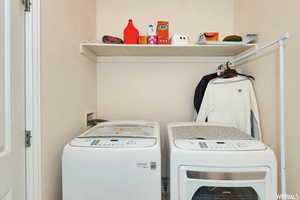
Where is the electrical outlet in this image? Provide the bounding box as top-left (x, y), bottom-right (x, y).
top-left (85, 112), bottom-right (95, 127)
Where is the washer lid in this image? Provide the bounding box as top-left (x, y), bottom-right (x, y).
top-left (171, 125), bottom-right (266, 151)
top-left (80, 124), bottom-right (156, 138)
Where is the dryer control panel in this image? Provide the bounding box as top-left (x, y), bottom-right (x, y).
top-left (175, 140), bottom-right (267, 151)
top-left (70, 137), bottom-right (156, 148)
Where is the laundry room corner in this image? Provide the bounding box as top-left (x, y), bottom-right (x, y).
top-left (17, 0), bottom-right (300, 200)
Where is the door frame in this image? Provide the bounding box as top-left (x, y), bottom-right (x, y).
top-left (25, 0), bottom-right (42, 199)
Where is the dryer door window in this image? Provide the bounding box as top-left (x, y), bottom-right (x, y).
top-left (191, 186), bottom-right (258, 200)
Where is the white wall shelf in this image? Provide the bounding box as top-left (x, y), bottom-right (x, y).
top-left (80, 42), bottom-right (256, 62)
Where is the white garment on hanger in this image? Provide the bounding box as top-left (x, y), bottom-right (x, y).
top-left (196, 76), bottom-right (262, 139)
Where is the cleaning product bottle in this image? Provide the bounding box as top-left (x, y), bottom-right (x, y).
top-left (123, 19), bottom-right (139, 44)
top-left (147, 24), bottom-right (157, 45)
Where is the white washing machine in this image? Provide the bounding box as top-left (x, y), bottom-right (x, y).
top-left (168, 122), bottom-right (277, 200)
top-left (63, 121), bottom-right (161, 200)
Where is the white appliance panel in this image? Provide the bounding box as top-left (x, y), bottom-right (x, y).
top-left (63, 148), bottom-right (161, 200)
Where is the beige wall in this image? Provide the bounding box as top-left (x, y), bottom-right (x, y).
top-left (96, 0), bottom-right (235, 176)
top-left (235, 0), bottom-right (300, 194)
top-left (41, 0), bottom-right (96, 200)
top-left (97, 59), bottom-right (229, 176)
top-left (96, 0), bottom-right (234, 42)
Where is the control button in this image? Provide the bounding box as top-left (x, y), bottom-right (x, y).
top-left (90, 140), bottom-right (97, 145)
top-left (199, 142), bottom-right (208, 148)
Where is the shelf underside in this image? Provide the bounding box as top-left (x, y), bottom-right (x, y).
top-left (80, 43), bottom-right (256, 60)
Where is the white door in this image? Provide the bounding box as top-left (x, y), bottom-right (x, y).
top-left (0, 0), bottom-right (26, 200)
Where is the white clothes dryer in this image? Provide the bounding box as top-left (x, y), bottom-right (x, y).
top-left (63, 121), bottom-right (161, 200)
top-left (168, 122), bottom-right (277, 200)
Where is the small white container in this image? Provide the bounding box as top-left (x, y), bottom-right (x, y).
top-left (171, 33), bottom-right (191, 45)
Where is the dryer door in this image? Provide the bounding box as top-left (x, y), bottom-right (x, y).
top-left (179, 166), bottom-right (273, 200)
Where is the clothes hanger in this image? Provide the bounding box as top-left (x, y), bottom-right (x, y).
top-left (216, 64), bottom-right (225, 76)
top-left (219, 61), bottom-right (255, 80)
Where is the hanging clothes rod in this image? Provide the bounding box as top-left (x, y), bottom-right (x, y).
top-left (227, 33), bottom-right (289, 199)
top-left (231, 33), bottom-right (289, 64)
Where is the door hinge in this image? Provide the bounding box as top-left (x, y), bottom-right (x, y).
top-left (22, 0), bottom-right (32, 12)
top-left (25, 130), bottom-right (32, 148)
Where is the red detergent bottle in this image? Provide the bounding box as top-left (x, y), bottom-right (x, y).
top-left (123, 19), bottom-right (139, 44)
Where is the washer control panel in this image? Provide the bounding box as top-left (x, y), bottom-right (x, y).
top-left (175, 140), bottom-right (267, 151)
top-left (70, 137), bottom-right (156, 148)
